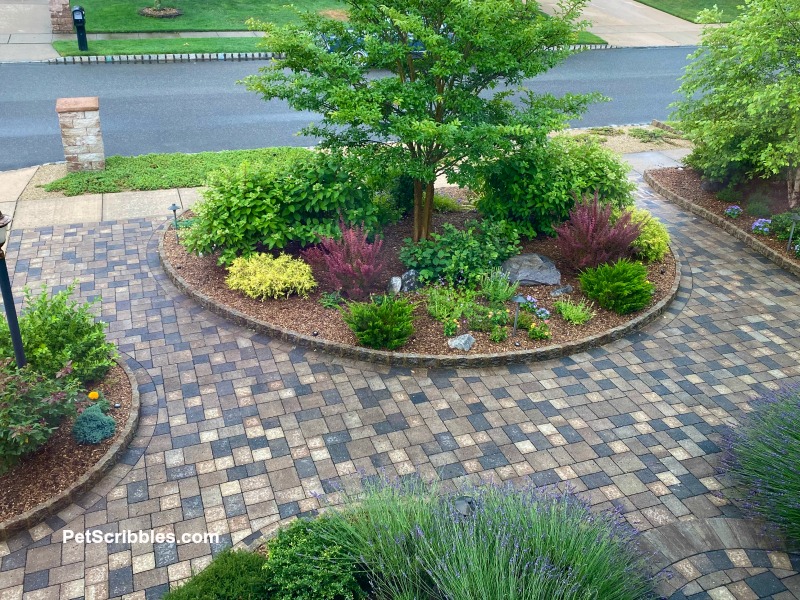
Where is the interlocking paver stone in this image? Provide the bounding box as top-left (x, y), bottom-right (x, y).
top-left (1, 180), bottom-right (800, 599)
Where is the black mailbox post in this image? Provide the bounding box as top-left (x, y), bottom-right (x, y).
top-left (72, 6), bottom-right (88, 51)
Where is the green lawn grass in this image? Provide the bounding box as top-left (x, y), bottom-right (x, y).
top-left (633, 0), bottom-right (740, 22)
top-left (53, 37), bottom-right (266, 56)
top-left (576, 31), bottom-right (607, 44)
top-left (44, 147), bottom-right (311, 196)
top-left (80, 0), bottom-right (345, 32)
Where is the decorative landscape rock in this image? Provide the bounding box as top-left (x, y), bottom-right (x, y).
top-left (550, 285), bottom-right (574, 298)
top-left (387, 277), bottom-right (402, 295)
top-left (448, 334), bottom-right (475, 351)
top-left (400, 269), bottom-right (421, 292)
top-left (502, 254), bottom-right (561, 286)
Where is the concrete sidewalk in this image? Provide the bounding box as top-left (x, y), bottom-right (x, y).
top-left (0, 148), bottom-right (690, 232)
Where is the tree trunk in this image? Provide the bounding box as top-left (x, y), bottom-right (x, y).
top-left (422, 182), bottom-right (435, 240)
top-left (788, 166), bottom-right (800, 209)
top-left (412, 179), bottom-right (436, 241)
top-left (412, 179), bottom-right (424, 242)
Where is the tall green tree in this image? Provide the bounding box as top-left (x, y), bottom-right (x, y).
top-left (673, 0), bottom-right (800, 207)
top-left (244, 0), bottom-right (593, 241)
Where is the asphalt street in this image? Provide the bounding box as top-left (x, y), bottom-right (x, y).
top-left (0, 46), bottom-right (695, 171)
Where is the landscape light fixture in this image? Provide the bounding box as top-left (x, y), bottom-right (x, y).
top-left (0, 211), bottom-right (26, 368)
top-left (511, 294), bottom-right (526, 337)
top-left (454, 495), bottom-right (475, 518)
top-left (169, 203), bottom-right (180, 242)
top-left (786, 213), bottom-right (800, 252)
top-left (71, 6), bottom-right (88, 52)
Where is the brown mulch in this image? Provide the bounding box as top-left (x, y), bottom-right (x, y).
top-left (138, 6), bottom-right (183, 17)
top-left (0, 364), bottom-right (133, 523)
top-left (163, 202), bottom-right (675, 356)
top-left (648, 167), bottom-right (800, 263)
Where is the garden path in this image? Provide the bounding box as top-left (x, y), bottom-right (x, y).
top-left (1, 175), bottom-right (799, 600)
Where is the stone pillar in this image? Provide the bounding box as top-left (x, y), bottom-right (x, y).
top-left (50, 0), bottom-right (73, 33)
top-left (56, 97), bottom-right (106, 172)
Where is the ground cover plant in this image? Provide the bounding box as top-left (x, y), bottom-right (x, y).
top-left (723, 386), bottom-right (800, 540)
top-left (553, 298), bottom-right (595, 325)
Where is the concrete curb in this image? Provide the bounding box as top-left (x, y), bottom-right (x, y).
top-left (643, 170), bottom-right (800, 280)
top-left (0, 357), bottom-right (141, 541)
top-left (42, 43), bottom-right (617, 65)
top-left (158, 224), bottom-right (682, 368)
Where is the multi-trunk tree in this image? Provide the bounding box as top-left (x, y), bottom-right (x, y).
top-left (245, 0), bottom-right (592, 241)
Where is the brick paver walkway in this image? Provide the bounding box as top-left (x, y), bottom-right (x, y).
top-left (1, 178), bottom-right (799, 600)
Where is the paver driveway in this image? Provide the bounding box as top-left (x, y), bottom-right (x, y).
top-left (1, 177), bottom-right (799, 600)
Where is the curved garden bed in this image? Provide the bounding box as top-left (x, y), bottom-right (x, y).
top-left (0, 357), bottom-right (140, 540)
top-left (159, 212), bottom-right (683, 368)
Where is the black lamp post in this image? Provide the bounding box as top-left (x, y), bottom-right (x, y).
top-left (511, 294), bottom-right (526, 337)
top-left (168, 203), bottom-right (180, 242)
top-left (0, 211), bottom-right (26, 368)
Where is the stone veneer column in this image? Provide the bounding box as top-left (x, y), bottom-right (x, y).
top-left (50, 0), bottom-right (73, 33)
top-left (56, 97), bottom-right (106, 172)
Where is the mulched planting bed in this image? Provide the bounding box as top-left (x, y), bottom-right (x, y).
top-left (648, 167), bottom-right (800, 264)
top-left (0, 364), bottom-right (133, 523)
top-left (162, 203), bottom-right (675, 356)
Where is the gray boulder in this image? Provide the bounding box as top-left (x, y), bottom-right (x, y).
top-left (401, 269), bottom-right (421, 292)
top-left (387, 276), bottom-right (402, 295)
top-left (502, 254), bottom-right (561, 286)
top-left (550, 284), bottom-right (573, 298)
top-left (448, 334), bottom-right (476, 351)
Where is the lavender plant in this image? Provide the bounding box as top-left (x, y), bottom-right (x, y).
top-left (723, 386), bottom-right (800, 540)
top-left (316, 475), bottom-right (655, 600)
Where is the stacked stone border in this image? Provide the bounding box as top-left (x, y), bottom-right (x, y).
top-left (158, 227), bottom-right (682, 368)
top-left (0, 357), bottom-right (141, 541)
top-left (644, 170), bottom-right (800, 280)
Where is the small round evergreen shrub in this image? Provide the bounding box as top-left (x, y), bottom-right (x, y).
top-left (226, 253), bottom-right (317, 300)
top-left (615, 208), bottom-right (671, 262)
top-left (579, 259), bottom-right (654, 315)
top-left (341, 295), bottom-right (415, 350)
top-left (72, 404), bottom-right (116, 445)
top-left (724, 386), bottom-right (800, 540)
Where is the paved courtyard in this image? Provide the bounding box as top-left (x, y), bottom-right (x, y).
top-left (1, 176), bottom-right (800, 600)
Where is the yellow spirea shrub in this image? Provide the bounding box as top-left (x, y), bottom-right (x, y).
top-left (614, 208), bottom-right (671, 262)
top-left (226, 253), bottom-right (317, 300)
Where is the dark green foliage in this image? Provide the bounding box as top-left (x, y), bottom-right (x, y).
top-left (72, 405), bottom-right (116, 445)
top-left (715, 186), bottom-right (743, 203)
top-left (263, 518), bottom-right (367, 600)
top-left (163, 549), bottom-right (269, 600)
top-left (181, 153), bottom-right (379, 265)
top-left (0, 360), bottom-right (79, 473)
top-left (579, 259), bottom-right (654, 315)
top-left (478, 136), bottom-right (635, 237)
top-left (745, 192), bottom-right (771, 217)
top-left (771, 211), bottom-right (800, 240)
top-left (0, 284), bottom-right (116, 384)
top-left (399, 220), bottom-right (521, 287)
top-left (341, 295), bottom-right (415, 350)
top-left (465, 304), bottom-right (510, 332)
top-left (388, 175), bottom-right (415, 217)
top-left (723, 387), bottom-right (800, 540)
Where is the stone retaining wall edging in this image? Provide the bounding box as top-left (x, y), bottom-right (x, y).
top-left (643, 170), bottom-right (800, 280)
top-left (0, 357), bottom-right (141, 541)
top-left (158, 225), bottom-right (683, 368)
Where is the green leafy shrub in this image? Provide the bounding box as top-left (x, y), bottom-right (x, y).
top-left (72, 404), bottom-right (116, 445)
top-left (387, 174), bottom-right (415, 217)
top-left (579, 259), bottom-right (654, 315)
top-left (423, 286), bottom-right (478, 322)
top-left (0, 284), bottom-right (116, 384)
top-left (465, 304), bottom-right (510, 332)
top-left (341, 296), bottom-right (415, 350)
top-left (615, 208), bottom-right (671, 262)
top-left (226, 253), bottom-right (317, 300)
top-left (319, 291), bottom-right (343, 309)
top-left (0, 360), bottom-right (79, 473)
top-left (478, 269), bottom-right (519, 305)
top-left (477, 136), bottom-right (635, 238)
top-left (627, 127), bottom-right (680, 143)
top-left (433, 194), bottom-right (461, 213)
top-left (316, 476), bottom-right (655, 600)
top-left (489, 325), bottom-right (508, 343)
top-left (514, 310), bottom-right (535, 331)
top-left (371, 192), bottom-right (404, 227)
top-left (716, 186), bottom-right (743, 204)
top-left (163, 549), bottom-right (268, 600)
top-left (724, 386), bottom-right (800, 540)
top-left (181, 153), bottom-right (378, 265)
top-left (554, 298), bottom-right (595, 325)
top-left (745, 192), bottom-right (772, 217)
top-left (399, 220), bottom-right (520, 287)
top-left (770, 211), bottom-right (800, 240)
top-left (263, 518), bottom-right (367, 600)
top-left (528, 320), bottom-right (552, 340)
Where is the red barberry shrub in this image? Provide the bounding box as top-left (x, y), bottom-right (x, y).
top-left (301, 222), bottom-right (387, 300)
top-left (554, 192), bottom-right (642, 271)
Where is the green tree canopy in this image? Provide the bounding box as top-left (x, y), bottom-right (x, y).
top-left (244, 0), bottom-right (594, 240)
top-left (673, 0), bottom-right (800, 207)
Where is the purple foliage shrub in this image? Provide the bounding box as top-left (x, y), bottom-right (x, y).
top-left (554, 193), bottom-right (643, 271)
top-left (301, 222), bottom-right (387, 300)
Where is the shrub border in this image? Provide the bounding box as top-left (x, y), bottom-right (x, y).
top-left (159, 228), bottom-right (682, 367)
top-left (0, 357), bottom-right (141, 541)
top-left (643, 170), bottom-right (800, 280)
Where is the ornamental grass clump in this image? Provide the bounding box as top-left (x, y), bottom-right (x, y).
top-left (316, 476), bottom-right (655, 600)
top-left (723, 386), bottom-right (800, 540)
